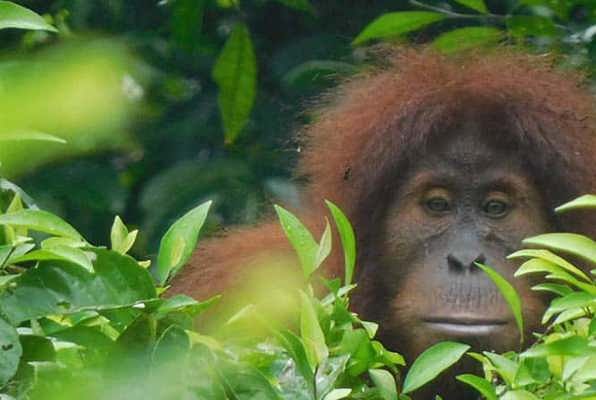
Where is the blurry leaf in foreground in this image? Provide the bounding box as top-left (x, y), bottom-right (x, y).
top-left (0, 130), bottom-right (66, 143)
top-left (402, 341), bottom-right (470, 394)
top-left (0, 1), bottom-right (57, 32)
top-left (0, 40), bottom-right (137, 178)
top-left (157, 200), bottom-right (212, 285)
top-left (212, 22), bottom-right (257, 144)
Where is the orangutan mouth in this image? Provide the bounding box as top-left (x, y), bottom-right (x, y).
top-left (423, 316), bottom-right (508, 335)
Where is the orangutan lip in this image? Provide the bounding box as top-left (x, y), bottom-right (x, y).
top-left (423, 317), bottom-right (507, 334)
top-left (423, 317), bottom-right (508, 326)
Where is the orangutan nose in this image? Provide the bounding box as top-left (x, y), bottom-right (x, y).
top-left (447, 252), bottom-right (486, 273)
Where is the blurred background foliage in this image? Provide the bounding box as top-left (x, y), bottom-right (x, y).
top-left (2, 0), bottom-right (596, 256)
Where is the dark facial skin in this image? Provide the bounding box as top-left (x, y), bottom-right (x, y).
top-left (371, 118), bottom-right (553, 398)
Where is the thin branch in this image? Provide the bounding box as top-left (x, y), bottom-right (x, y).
top-left (409, 0), bottom-right (505, 20)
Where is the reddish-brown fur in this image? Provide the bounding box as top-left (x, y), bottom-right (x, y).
top-left (170, 47), bottom-right (596, 308)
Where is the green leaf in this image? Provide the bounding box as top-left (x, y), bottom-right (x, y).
top-left (531, 283), bottom-right (573, 297)
top-left (501, 390), bottom-right (540, 400)
top-left (0, 249), bottom-right (156, 324)
top-left (353, 12), bottom-right (446, 45)
top-left (156, 200), bottom-right (211, 285)
top-left (515, 258), bottom-right (596, 294)
top-left (477, 264), bottom-right (524, 342)
top-left (326, 200), bottom-right (356, 286)
top-left (155, 294), bottom-right (220, 319)
top-left (0, 130), bottom-right (66, 143)
top-left (432, 27), bottom-right (502, 53)
top-left (299, 291), bottom-right (328, 370)
top-left (0, 1), bottom-right (57, 32)
top-left (543, 292), bottom-right (596, 323)
top-left (456, 374), bottom-right (497, 400)
top-left (522, 336), bottom-right (595, 358)
top-left (476, 263), bottom-right (524, 342)
top-left (402, 341), bottom-right (470, 394)
top-left (523, 233), bottom-right (596, 265)
top-left (273, 0), bottom-right (314, 13)
top-left (509, 248), bottom-right (591, 282)
top-left (483, 352), bottom-right (518, 385)
top-left (275, 205), bottom-right (322, 279)
top-left (505, 16), bottom-right (556, 38)
top-left (322, 388), bottom-right (351, 400)
top-left (314, 221), bottom-right (332, 273)
top-left (556, 194), bottom-right (596, 213)
top-left (12, 245), bottom-right (94, 273)
top-left (110, 216), bottom-right (138, 255)
top-left (0, 210), bottom-right (82, 240)
top-left (454, 0), bottom-right (488, 13)
top-left (369, 369), bottom-right (397, 400)
top-left (212, 22), bottom-right (257, 144)
top-left (0, 317), bottom-right (21, 387)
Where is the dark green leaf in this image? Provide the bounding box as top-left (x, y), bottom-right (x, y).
top-left (402, 341), bottom-right (470, 394)
top-left (12, 245), bottom-right (93, 273)
top-left (0, 249), bottom-right (156, 324)
top-left (506, 16), bottom-right (557, 38)
top-left (212, 23), bottom-right (257, 144)
top-left (456, 374), bottom-right (497, 400)
top-left (273, 0), bottom-right (314, 13)
top-left (0, 317), bottom-right (21, 387)
top-left (156, 200), bottom-right (212, 285)
top-left (353, 12), bottom-right (446, 45)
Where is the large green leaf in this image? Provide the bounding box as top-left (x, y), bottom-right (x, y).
top-left (0, 209), bottom-right (83, 240)
top-left (523, 233), bottom-right (596, 265)
top-left (0, 1), bottom-right (57, 31)
top-left (555, 194), bottom-right (596, 213)
top-left (523, 336), bottom-right (595, 358)
top-left (326, 200), bottom-right (356, 286)
top-left (402, 341), bottom-right (470, 394)
top-left (156, 200), bottom-right (212, 285)
top-left (0, 317), bottom-right (21, 387)
top-left (432, 27), bottom-right (502, 54)
top-left (477, 264), bottom-right (524, 343)
top-left (212, 22), bottom-right (257, 144)
top-left (12, 245), bottom-right (94, 273)
top-left (0, 249), bottom-right (156, 324)
top-left (353, 12), bottom-right (446, 45)
top-left (456, 374), bottom-right (497, 400)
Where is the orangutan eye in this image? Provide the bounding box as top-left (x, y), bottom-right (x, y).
top-left (425, 197), bottom-right (451, 214)
top-left (482, 198), bottom-right (509, 218)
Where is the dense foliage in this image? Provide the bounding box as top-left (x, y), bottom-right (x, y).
top-left (0, 1), bottom-right (595, 399)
